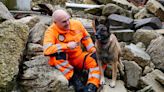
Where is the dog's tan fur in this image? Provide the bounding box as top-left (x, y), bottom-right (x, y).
top-left (92, 20), bottom-right (123, 88)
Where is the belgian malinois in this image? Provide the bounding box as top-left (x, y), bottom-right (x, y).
top-left (92, 19), bottom-right (124, 88)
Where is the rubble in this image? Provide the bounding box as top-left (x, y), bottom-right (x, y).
top-left (0, 0), bottom-right (164, 92)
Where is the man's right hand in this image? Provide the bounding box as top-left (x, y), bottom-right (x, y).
top-left (67, 41), bottom-right (78, 49)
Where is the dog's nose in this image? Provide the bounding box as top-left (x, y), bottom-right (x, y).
top-left (95, 34), bottom-right (101, 40)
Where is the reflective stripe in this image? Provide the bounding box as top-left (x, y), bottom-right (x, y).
top-left (89, 74), bottom-right (100, 79)
top-left (55, 60), bottom-right (73, 69)
top-left (86, 43), bottom-right (94, 51)
top-left (43, 43), bottom-right (53, 50)
top-left (63, 68), bottom-right (71, 75)
top-left (82, 35), bottom-right (90, 40)
top-left (56, 44), bottom-right (62, 50)
top-left (90, 67), bottom-right (100, 72)
top-left (55, 60), bottom-right (73, 75)
top-left (55, 60), bottom-right (68, 69)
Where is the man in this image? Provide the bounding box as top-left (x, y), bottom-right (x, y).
top-left (43, 9), bottom-right (100, 92)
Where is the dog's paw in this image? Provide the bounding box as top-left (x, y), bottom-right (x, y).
top-left (100, 77), bottom-right (106, 85)
top-left (109, 80), bottom-right (116, 88)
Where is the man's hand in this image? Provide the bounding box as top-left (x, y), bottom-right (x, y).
top-left (67, 41), bottom-right (78, 49)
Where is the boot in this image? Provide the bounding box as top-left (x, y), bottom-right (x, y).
top-left (83, 83), bottom-right (97, 92)
top-left (69, 73), bottom-right (84, 92)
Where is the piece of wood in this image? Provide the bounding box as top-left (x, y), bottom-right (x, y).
top-left (10, 10), bottom-right (41, 14)
top-left (65, 2), bottom-right (104, 9)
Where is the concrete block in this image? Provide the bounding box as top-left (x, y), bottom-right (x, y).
top-left (108, 14), bottom-right (134, 29)
top-left (134, 17), bottom-right (162, 30)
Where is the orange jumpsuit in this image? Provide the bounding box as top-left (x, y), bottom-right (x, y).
top-left (43, 19), bottom-right (100, 87)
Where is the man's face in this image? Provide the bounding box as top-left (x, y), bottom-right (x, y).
top-left (55, 15), bottom-right (70, 31)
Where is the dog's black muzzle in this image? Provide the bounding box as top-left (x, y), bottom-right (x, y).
top-left (95, 33), bottom-right (109, 41)
top-left (95, 34), bottom-right (101, 40)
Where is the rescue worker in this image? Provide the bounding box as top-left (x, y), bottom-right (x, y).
top-left (43, 9), bottom-right (100, 92)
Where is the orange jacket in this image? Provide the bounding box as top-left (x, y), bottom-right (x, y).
top-left (43, 19), bottom-right (96, 66)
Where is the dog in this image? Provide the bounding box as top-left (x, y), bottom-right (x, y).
top-left (92, 18), bottom-right (124, 88)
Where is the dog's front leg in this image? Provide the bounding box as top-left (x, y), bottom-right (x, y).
top-left (110, 61), bottom-right (117, 88)
top-left (97, 60), bottom-right (105, 85)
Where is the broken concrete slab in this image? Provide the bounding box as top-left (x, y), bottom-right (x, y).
top-left (123, 60), bottom-right (142, 88)
top-left (111, 29), bottom-right (134, 42)
top-left (133, 29), bottom-right (160, 47)
top-left (0, 2), bottom-right (14, 22)
top-left (108, 14), bottom-right (134, 29)
top-left (156, 29), bottom-right (164, 35)
top-left (155, 74), bottom-right (164, 86)
top-left (84, 6), bottom-right (103, 15)
top-left (102, 3), bottom-right (130, 17)
top-left (134, 17), bottom-right (162, 30)
top-left (146, 0), bottom-right (164, 21)
top-left (112, 0), bottom-right (138, 10)
top-left (134, 7), bottom-right (154, 19)
top-left (98, 79), bottom-right (127, 92)
top-left (140, 69), bottom-right (164, 92)
top-left (14, 15), bottom-right (40, 29)
top-left (157, 0), bottom-right (164, 6)
top-left (122, 43), bottom-right (151, 68)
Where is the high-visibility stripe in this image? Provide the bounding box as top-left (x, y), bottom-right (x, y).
top-left (55, 60), bottom-right (68, 68)
top-left (54, 60), bottom-right (73, 75)
top-left (90, 67), bottom-right (100, 72)
top-left (86, 43), bottom-right (94, 51)
top-left (82, 35), bottom-right (90, 40)
top-left (88, 74), bottom-right (100, 79)
top-left (43, 43), bottom-right (53, 50)
top-left (63, 68), bottom-right (71, 75)
top-left (56, 44), bottom-right (62, 50)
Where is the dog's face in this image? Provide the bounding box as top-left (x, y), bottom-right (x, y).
top-left (94, 19), bottom-right (111, 42)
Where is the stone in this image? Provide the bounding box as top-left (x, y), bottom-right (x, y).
top-left (140, 69), bottom-right (164, 92)
top-left (20, 55), bottom-right (74, 92)
top-left (133, 29), bottom-right (160, 47)
top-left (146, 0), bottom-right (164, 21)
top-left (111, 29), bottom-right (134, 42)
top-left (28, 22), bottom-right (48, 45)
top-left (134, 17), bottom-right (162, 30)
top-left (122, 43), bottom-right (151, 68)
top-left (84, 6), bottom-right (103, 15)
top-left (0, 2), bottom-right (14, 22)
top-left (102, 4), bottom-right (129, 17)
top-left (108, 14), bottom-right (134, 29)
top-left (146, 36), bottom-right (164, 72)
top-left (14, 15), bottom-right (40, 30)
top-left (155, 74), bottom-right (164, 86)
top-left (112, 0), bottom-right (138, 10)
top-left (0, 20), bottom-right (29, 91)
top-left (98, 79), bottom-right (127, 92)
top-left (123, 60), bottom-right (142, 88)
top-left (134, 7), bottom-right (154, 19)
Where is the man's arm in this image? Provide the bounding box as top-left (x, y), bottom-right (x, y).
top-left (43, 26), bottom-right (68, 55)
top-left (79, 22), bottom-right (96, 53)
